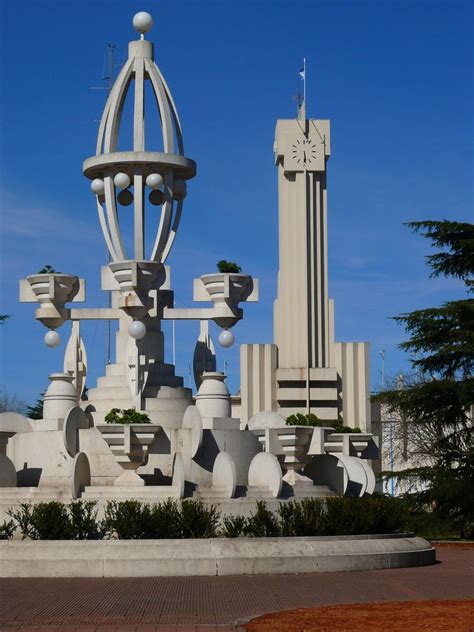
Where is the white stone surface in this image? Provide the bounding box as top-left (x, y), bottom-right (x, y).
top-left (172, 452), bottom-right (185, 499)
top-left (195, 372), bottom-right (231, 419)
top-left (43, 373), bottom-right (78, 428)
top-left (212, 452), bottom-right (237, 498)
top-left (71, 452), bottom-right (91, 499)
top-left (63, 407), bottom-right (90, 458)
top-left (248, 452), bottom-right (282, 498)
top-left (247, 411), bottom-right (286, 431)
top-left (0, 455), bottom-right (16, 487)
top-left (0, 535), bottom-right (435, 577)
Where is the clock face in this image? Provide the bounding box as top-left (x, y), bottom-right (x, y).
top-left (291, 138), bottom-right (318, 166)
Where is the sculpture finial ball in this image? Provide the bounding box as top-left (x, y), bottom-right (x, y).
top-left (133, 12), bottom-right (153, 34)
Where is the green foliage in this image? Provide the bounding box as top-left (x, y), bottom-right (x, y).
top-left (7, 501), bottom-right (103, 540)
top-left (104, 500), bottom-right (152, 539)
top-left (278, 498), bottom-right (325, 537)
top-left (2, 496), bottom-right (417, 540)
top-left (285, 412), bottom-right (361, 433)
top-left (149, 499), bottom-right (182, 538)
top-left (104, 408), bottom-right (151, 424)
top-left (26, 392), bottom-right (45, 420)
top-left (0, 314), bottom-right (10, 325)
top-left (244, 501), bottom-right (279, 537)
top-left (38, 265), bottom-right (60, 274)
top-left (217, 260), bottom-right (242, 273)
top-left (69, 501), bottom-right (104, 540)
top-left (179, 500), bottom-right (220, 538)
top-left (376, 220), bottom-right (473, 538)
top-left (219, 515), bottom-right (247, 538)
top-left (0, 520), bottom-right (15, 540)
top-left (406, 220), bottom-right (474, 290)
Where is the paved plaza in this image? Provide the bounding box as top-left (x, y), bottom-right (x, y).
top-left (0, 549), bottom-right (472, 630)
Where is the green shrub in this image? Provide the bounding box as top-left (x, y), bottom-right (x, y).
top-left (285, 413), bottom-right (361, 433)
top-left (149, 499), bottom-right (181, 538)
top-left (180, 500), bottom-right (220, 538)
top-left (245, 501), bottom-right (279, 537)
top-left (0, 520), bottom-right (15, 540)
top-left (104, 408), bottom-right (151, 424)
top-left (217, 260), bottom-right (241, 274)
top-left (278, 498), bottom-right (325, 537)
top-left (8, 502), bottom-right (73, 540)
top-left (104, 500), bottom-right (152, 539)
top-left (69, 501), bottom-right (104, 540)
top-left (220, 515), bottom-right (246, 538)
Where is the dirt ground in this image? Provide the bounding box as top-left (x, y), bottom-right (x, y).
top-left (245, 600), bottom-right (474, 632)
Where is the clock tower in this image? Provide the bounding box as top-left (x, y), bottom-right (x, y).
top-left (273, 117), bottom-right (331, 369)
top-left (239, 110), bottom-right (371, 431)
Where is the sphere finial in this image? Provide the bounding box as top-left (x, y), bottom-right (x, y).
top-left (133, 12), bottom-right (153, 39)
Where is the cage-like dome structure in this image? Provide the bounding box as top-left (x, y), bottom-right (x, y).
top-left (83, 16), bottom-right (196, 264)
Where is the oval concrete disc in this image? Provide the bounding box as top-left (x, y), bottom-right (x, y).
top-left (248, 452), bottom-right (282, 498)
top-left (0, 455), bottom-right (17, 487)
top-left (212, 451), bottom-right (237, 498)
top-left (71, 452), bottom-right (91, 499)
top-left (182, 405), bottom-right (203, 458)
top-left (247, 411), bottom-right (286, 431)
top-left (172, 451), bottom-right (185, 499)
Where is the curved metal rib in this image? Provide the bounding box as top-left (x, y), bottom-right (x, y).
top-left (144, 58), bottom-right (174, 154)
top-left (96, 197), bottom-right (119, 262)
top-left (104, 58), bottom-right (134, 153)
top-left (104, 175), bottom-right (126, 260)
top-left (161, 198), bottom-right (183, 263)
top-left (150, 168), bottom-right (174, 262)
top-left (154, 65), bottom-right (184, 155)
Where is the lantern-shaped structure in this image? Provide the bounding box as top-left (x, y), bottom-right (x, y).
top-left (83, 13), bottom-right (196, 314)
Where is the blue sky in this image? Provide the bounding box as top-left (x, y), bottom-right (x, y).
top-left (0, 0), bottom-right (472, 407)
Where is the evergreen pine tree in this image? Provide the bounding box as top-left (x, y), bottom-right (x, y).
top-left (376, 220), bottom-right (473, 537)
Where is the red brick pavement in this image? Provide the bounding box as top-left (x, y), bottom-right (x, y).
top-left (0, 550), bottom-right (472, 631)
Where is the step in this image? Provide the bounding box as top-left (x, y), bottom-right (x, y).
top-left (97, 375), bottom-right (128, 389)
top-left (82, 485), bottom-right (180, 501)
top-left (105, 363), bottom-right (126, 377)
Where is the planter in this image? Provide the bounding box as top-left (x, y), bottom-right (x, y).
top-left (252, 425), bottom-right (315, 486)
top-left (97, 423), bottom-right (160, 486)
top-left (109, 260), bottom-right (165, 317)
top-left (26, 273), bottom-right (80, 328)
top-left (200, 273), bottom-right (254, 305)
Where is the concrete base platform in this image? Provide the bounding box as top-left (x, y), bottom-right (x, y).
top-left (0, 533), bottom-right (435, 578)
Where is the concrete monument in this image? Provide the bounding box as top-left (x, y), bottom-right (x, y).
top-left (0, 11), bottom-right (379, 515)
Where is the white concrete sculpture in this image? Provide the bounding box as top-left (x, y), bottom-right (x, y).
top-left (248, 452), bottom-right (282, 498)
top-left (96, 423), bottom-right (160, 486)
top-left (4, 10), bottom-right (381, 512)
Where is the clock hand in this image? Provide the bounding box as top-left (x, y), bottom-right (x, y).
top-left (303, 150), bottom-right (306, 162)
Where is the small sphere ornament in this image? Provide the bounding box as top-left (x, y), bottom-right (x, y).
top-left (218, 329), bottom-right (234, 348)
top-left (118, 189), bottom-right (134, 206)
top-left (133, 12), bottom-right (153, 34)
top-left (114, 172), bottom-right (131, 190)
top-left (91, 179), bottom-right (105, 195)
top-left (129, 320), bottom-right (146, 340)
top-left (149, 190), bottom-right (164, 206)
top-left (45, 330), bottom-right (61, 348)
top-left (173, 179), bottom-right (187, 201)
top-left (146, 173), bottom-right (163, 189)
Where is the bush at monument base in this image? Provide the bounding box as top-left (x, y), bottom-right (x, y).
top-left (2, 496), bottom-right (413, 540)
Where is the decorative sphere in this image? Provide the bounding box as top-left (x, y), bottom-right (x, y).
top-left (128, 320), bottom-right (146, 340)
top-left (45, 330), bottom-right (61, 348)
top-left (118, 189), bottom-right (134, 206)
top-left (173, 179), bottom-right (187, 201)
top-left (146, 173), bottom-right (163, 189)
top-left (133, 11), bottom-right (153, 33)
top-left (91, 179), bottom-right (105, 195)
top-left (114, 172), bottom-right (131, 190)
top-left (218, 329), bottom-right (235, 348)
top-left (149, 190), bottom-right (164, 206)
